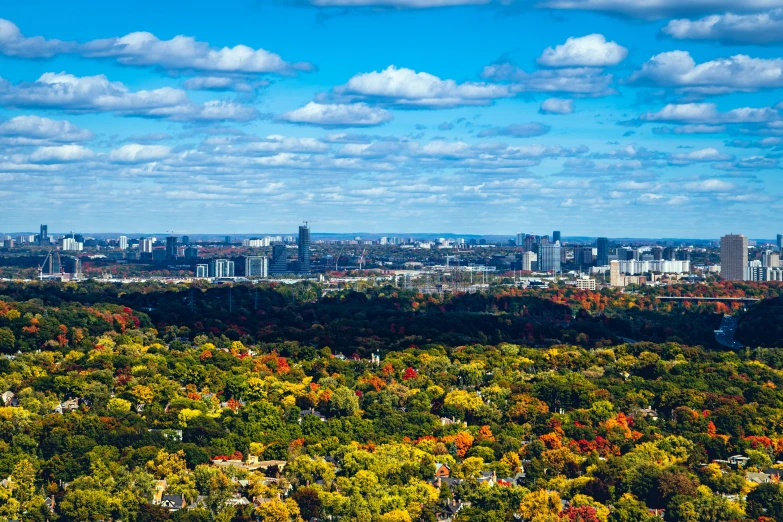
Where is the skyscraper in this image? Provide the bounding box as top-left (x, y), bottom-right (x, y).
top-left (166, 236), bottom-right (178, 261)
top-left (298, 224), bottom-right (311, 274)
top-left (720, 234), bottom-right (748, 281)
top-left (552, 230), bottom-right (561, 244)
top-left (538, 242), bottom-right (561, 273)
top-left (596, 237), bottom-right (609, 266)
top-left (270, 244), bottom-right (288, 275)
top-left (778, 234), bottom-right (783, 250)
top-left (209, 259), bottom-right (234, 278)
top-left (118, 236), bottom-right (128, 250)
top-left (38, 224), bottom-right (48, 245)
top-left (515, 233), bottom-right (526, 247)
top-left (609, 260), bottom-right (623, 287)
top-left (139, 238), bottom-right (153, 253)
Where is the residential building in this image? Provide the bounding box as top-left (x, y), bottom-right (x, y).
top-left (184, 246), bottom-right (199, 260)
top-left (762, 250), bottom-right (780, 268)
top-left (515, 233), bottom-right (526, 247)
top-left (552, 230), bottom-right (561, 243)
top-left (195, 264), bottom-right (209, 278)
top-left (778, 234), bottom-right (783, 250)
top-left (537, 241), bottom-right (561, 272)
top-left (522, 251), bottom-right (537, 271)
top-left (140, 238), bottom-right (153, 253)
top-left (720, 234), bottom-right (748, 281)
top-left (38, 224), bottom-right (48, 245)
top-left (610, 260), bottom-right (623, 287)
top-left (166, 236), bottom-right (178, 261)
top-left (575, 276), bottom-right (596, 290)
top-left (61, 237), bottom-right (83, 251)
top-left (118, 236), bottom-right (128, 250)
top-left (244, 256), bottom-right (268, 278)
top-left (209, 259), bottom-right (234, 278)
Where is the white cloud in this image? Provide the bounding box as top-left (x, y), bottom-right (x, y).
top-left (29, 144), bottom-right (94, 163)
top-left (0, 72), bottom-right (257, 122)
top-left (682, 179), bottom-right (736, 192)
top-left (538, 34), bottom-right (627, 67)
top-left (640, 103), bottom-right (780, 124)
top-left (335, 65), bottom-right (513, 108)
top-left (540, 0), bottom-right (783, 20)
top-left (477, 122), bottom-right (551, 138)
top-left (480, 64), bottom-right (615, 97)
top-left (668, 147), bottom-right (732, 164)
top-left (183, 76), bottom-right (263, 92)
top-left (539, 98), bottom-right (575, 114)
top-left (663, 10), bottom-right (783, 45)
top-left (629, 51), bottom-right (783, 94)
top-left (109, 144), bottom-right (170, 163)
top-left (652, 124), bottom-right (726, 134)
top-left (278, 102), bottom-right (393, 127)
top-left (0, 115), bottom-right (93, 141)
top-left (0, 19), bottom-right (75, 58)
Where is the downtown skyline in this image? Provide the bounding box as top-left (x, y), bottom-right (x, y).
top-left (0, 0), bottom-right (782, 236)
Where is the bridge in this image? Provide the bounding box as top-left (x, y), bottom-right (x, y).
top-left (656, 296), bottom-right (761, 304)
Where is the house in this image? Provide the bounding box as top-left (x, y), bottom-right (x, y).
top-left (477, 471), bottom-right (497, 487)
top-left (746, 472), bottom-right (771, 484)
top-left (765, 468), bottom-right (783, 481)
top-left (434, 463), bottom-right (451, 478)
top-left (152, 479), bottom-right (168, 504)
top-left (43, 496), bottom-right (56, 513)
top-left (728, 455), bottom-right (750, 467)
top-left (160, 494), bottom-right (187, 510)
top-left (1, 391), bottom-right (17, 407)
top-left (436, 500), bottom-right (466, 522)
top-left (53, 398), bottom-right (80, 414)
top-left (299, 409), bottom-right (327, 422)
top-left (226, 495), bottom-right (252, 507)
top-left (638, 406), bottom-right (659, 421)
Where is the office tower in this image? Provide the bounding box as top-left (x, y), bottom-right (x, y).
top-left (515, 233), bottom-right (526, 247)
top-left (209, 259), bottom-right (234, 278)
top-left (662, 247), bottom-right (675, 261)
top-left (182, 236), bottom-right (189, 245)
top-left (522, 251), bottom-right (537, 271)
top-left (596, 237), bottom-right (609, 266)
top-left (224, 236), bottom-right (231, 245)
top-left (675, 249), bottom-right (690, 261)
top-left (651, 247), bottom-right (663, 261)
top-left (524, 235), bottom-right (538, 252)
top-left (609, 260), bottom-right (623, 287)
top-left (298, 224), bottom-right (311, 274)
top-left (245, 256), bottom-right (268, 278)
top-left (538, 242), bottom-right (561, 272)
top-left (195, 264), bottom-right (209, 278)
top-left (720, 234), bottom-right (748, 281)
top-left (140, 238), bottom-right (153, 253)
top-left (573, 246), bottom-right (594, 267)
top-left (38, 224), bottom-right (49, 245)
top-left (62, 257), bottom-right (81, 278)
top-left (166, 236), bottom-right (178, 261)
top-left (118, 236), bottom-right (128, 250)
top-left (778, 234), bottom-right (783, 250)
top-left (270, 244), bottom-right (288, 275)
top-left (184, 246), bottom-right (199, 260)
top-left (553, 231), bottom-right (561, 244)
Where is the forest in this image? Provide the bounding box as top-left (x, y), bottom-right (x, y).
top-left (1, 280), bottom-right (783, 522)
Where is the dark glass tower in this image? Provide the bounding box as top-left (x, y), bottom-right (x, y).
top-left (298, 224), bottom-right (311, 274)
top-left (596, 237), bottom-right (609, 266)
top-left (270, 244), bottom-right (288, 275)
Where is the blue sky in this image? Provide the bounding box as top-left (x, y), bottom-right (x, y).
top-left (0, 0), bottom-right (781, 237)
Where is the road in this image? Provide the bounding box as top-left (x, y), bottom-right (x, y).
top-left (715, 315), bottom-right (743, 349)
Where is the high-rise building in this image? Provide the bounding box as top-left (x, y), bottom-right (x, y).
top-left (166, 236), bottom-right (178, 261)
top-left (553, 231), bottom-right (561, 244)
top-left (118, 236), bottom-right (128, 250)
top-left (538, 241), bottom-right (561, 272)
top-left (38, 224), bottom-right (49, 245)
top-left (209, 259), bottom-right (234, 278)
top-left (61, 237), bottom-right (83, 251)
top-left (573, 246), bottom-right (594, 267)
top-left (596, 237), bottom-right (609, 266)
top-left (524, 235), bottom-right (538, 252)
top-left (140, 238), bottom-right (153, 253)
top-left (515, 233), bottom-right (526, 247)
top-left (182, 236), bottom-right (189, 245)
top-left (651, 247), bottom-right (663, 261)
top-left (270, 244), bottom-right (288, 275)
top-left (244, 256), bottom-right (268, 278)
top-left (62, 256), bottom-right (81, 278)
top-left (184, 246), bottom-right (199, 260)
top-left (522, 251), bottom-right (537, 271)
top-left (762, 250), bottom-right (780, 268)
top-left (298, 224), bottom-right (311, 274)
top-left (195, 264), bottom-right (209, 278)
top-left (224, 236), bottom-right (232, 245)
top-left (609, 260), bottom-right (623, 287)
top-left (720, 234), bottom-right (748, 281)
top-left (778, 234), bottom-right (783, 250)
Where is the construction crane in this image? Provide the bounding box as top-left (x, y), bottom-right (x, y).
top-left (358, 248), bottom-right (368, 270)
top-left (334, 245), bottom-right (345, 272)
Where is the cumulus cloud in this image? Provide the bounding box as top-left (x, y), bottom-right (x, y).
top-left (183, 76), bottom-right (266, 92)
top-left (663, 10), bottom-right (783, 45)
top-left (682, 179), bottom-right (736, 192)
top-left (652, 124), bottom-right (726, 134)
top-left (0, 19), bottom-right (75, 58)
top-left (480, 64), bottom-right (615, 97)
top-left (629, 51), bottom-right (783, 94)
top-left (334, 65), bottom-right (513, 108)
top-left (538, 34), bottom-right (627, 67)
top-left (539, 98), bottom-right (575, 114)
top-left (540, 0), bottom-right (783, 20)
top-left (668, 147), bottom-right (732, 165)
top-left (29, 144), bottom-right (94, 163)
top-left (109, 144), bottom-right (170, 163)
top-left (0, 115), bottom-right (93, 142)
top-left (477, 122), bottom-right (551, 138)
top-left (0, 72), bottom-right (257, 122)
top-left (639, 103), bottom-right (780, 124)
top-left (278, 102), bottom-right (393, 127)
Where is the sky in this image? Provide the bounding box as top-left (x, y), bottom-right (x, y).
top-left (0, 0), bottom-right (782, 237)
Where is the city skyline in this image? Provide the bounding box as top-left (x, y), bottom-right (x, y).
top-left (0, 1), bottom-right (782, 234)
